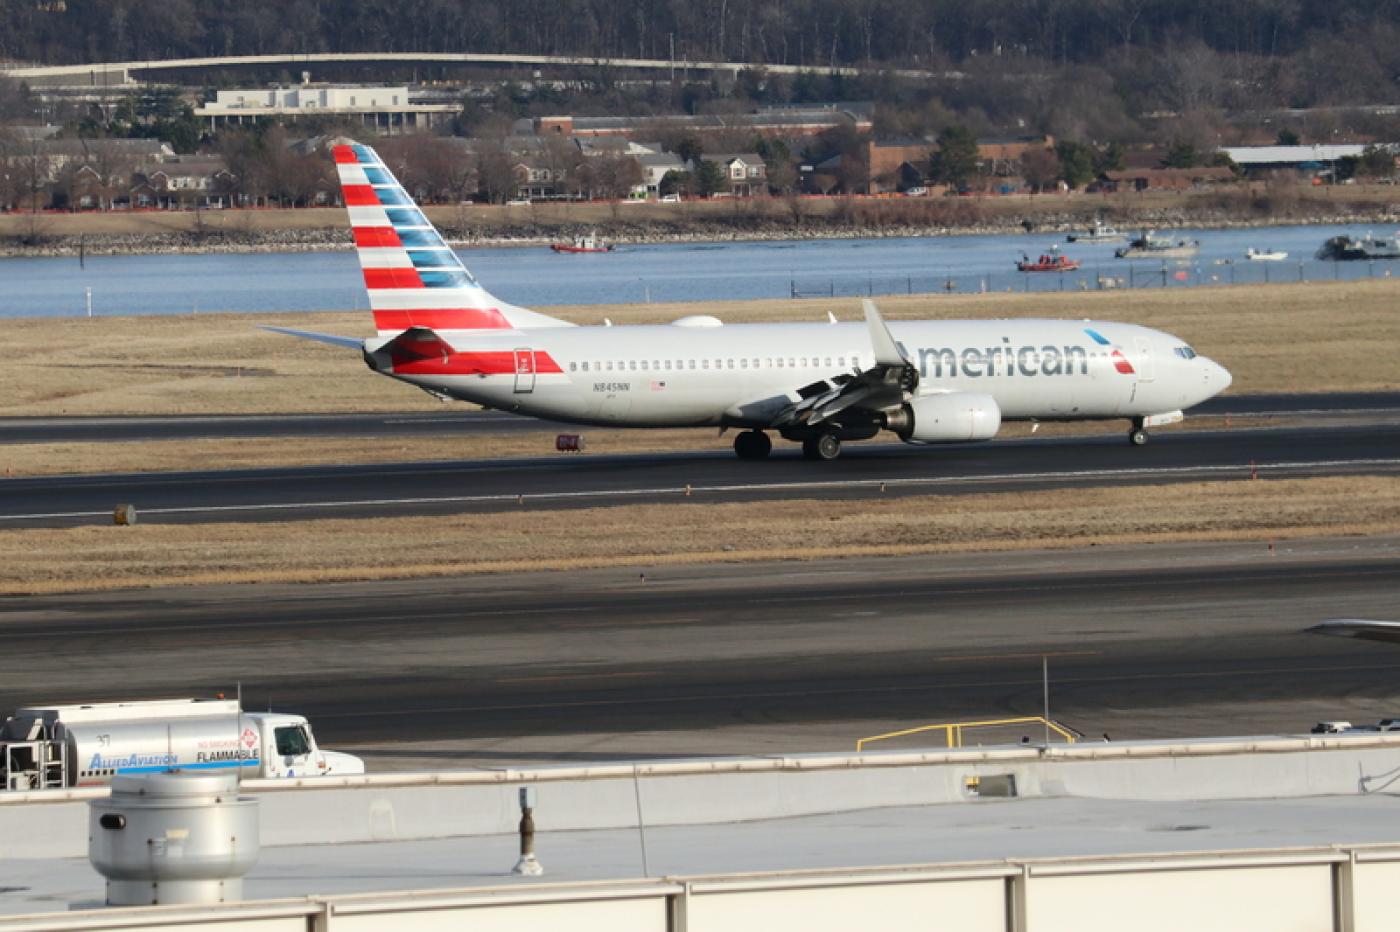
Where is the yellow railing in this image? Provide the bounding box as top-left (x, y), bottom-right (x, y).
top-left (856, 716), bottom-right (1078, 752)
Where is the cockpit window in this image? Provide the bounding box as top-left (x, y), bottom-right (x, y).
top-left (1173, 346), bottom-right (1197, 360)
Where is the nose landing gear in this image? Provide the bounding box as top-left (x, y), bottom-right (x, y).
top-left (1128, 417), bottom-right (1149, 446)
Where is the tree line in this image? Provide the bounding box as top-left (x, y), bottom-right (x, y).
top-left (3, 0), bottom-right (1399, 86)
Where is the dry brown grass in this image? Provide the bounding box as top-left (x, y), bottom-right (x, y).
top-left (4, 279), bottom-right (1398, 423)
top-left (3, 476), bottom-right (1395, 595)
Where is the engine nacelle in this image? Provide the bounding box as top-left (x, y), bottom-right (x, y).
top-left (888, 392), bottom-right (1001, 443)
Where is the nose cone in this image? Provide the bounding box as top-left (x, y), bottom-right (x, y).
top-left (1208, 358), bottom-right (1233, 394)
top-left (1195, 357), bottom-right (1232, 405)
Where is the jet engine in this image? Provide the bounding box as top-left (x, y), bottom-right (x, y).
top-left (886, 392), bottom-right (1001, 443)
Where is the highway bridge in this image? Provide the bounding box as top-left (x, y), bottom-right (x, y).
top-left (2, 52), bottom-right (932, 88)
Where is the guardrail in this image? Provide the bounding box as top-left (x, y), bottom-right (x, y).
top-left (8, 732), bottom-right (1400, 806)
top-left (856, 716), bottom-right (1078, 751)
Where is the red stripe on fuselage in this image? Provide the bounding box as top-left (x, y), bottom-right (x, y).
top-left (390, 349), bottom-right (564, 376)
top-left (353, 227), bottom-right (402, 248)
top-left (363, 268), bottom-right (423, 289)
top-left (1112, 350), bottom-right (1136, 374)
top-left (373, 308), bottom-right (511, 330)
top-left (342, 184), bottom-right (378, 206)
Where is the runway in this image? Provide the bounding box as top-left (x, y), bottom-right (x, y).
top-left (2, 421), bottom-right (1398, 526)
top-left (0, 392), bottom-right (1397, 444)
top-left (2, 538), bottom-right (1397, 766)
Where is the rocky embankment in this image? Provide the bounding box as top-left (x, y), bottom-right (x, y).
top-left (3, 197), bottom-right (1397, 257)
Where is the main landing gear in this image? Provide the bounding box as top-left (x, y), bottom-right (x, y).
top-left (801, 433), bottom-right (842, 461)
top-left (733, 430), bottom-right (773, 460)
top-left (1128, 417), bottom-right (1149, 446)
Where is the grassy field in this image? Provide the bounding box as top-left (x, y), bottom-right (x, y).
top-left (1, 278), bottom-right (1395, 594)
top-left (2, 184), bottom-right (1397, 240)
top-left (2, 279), bottom-right (1395, 425)
top-left (3, 476), bottom-right (1395, 595)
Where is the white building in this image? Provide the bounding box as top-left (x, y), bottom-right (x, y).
top-left (196, 85), bottom-right (458, 134)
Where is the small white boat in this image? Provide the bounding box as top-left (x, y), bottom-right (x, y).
top-left (1245, 248), bottom-right (1288, 262)
top-left (1066, 219), bottom-right (1124, 243)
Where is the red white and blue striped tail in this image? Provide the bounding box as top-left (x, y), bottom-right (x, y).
top-left (333, 142), bottom-right (570, 336)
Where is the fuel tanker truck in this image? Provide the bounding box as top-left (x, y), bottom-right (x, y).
top-left (1, 698), bottom-right (364, 791)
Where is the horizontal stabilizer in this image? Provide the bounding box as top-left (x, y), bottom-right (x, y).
top-left (260, 326), bottom-right (364, 350)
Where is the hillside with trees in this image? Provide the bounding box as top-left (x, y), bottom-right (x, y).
top-left (2, 0), bottom-right (1399, 115)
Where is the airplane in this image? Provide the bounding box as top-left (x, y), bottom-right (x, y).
top-left (268, 142), bottom-right (1231, 461)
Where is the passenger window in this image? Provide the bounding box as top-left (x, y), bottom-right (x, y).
top-left (629, 361), bottom-right (637, 371)
top-left (702, 359), bottom-right (709, 369)
top-left (740, 359), bottom-right (748, 369)
top-left (569, 362), bottom-right (576, 372)
top-left (777, 358), bottom-right (784, 368)
top-left (640, 361), bottom-right (648, 371)
top-left (824, 357), bottom-right (832, 366)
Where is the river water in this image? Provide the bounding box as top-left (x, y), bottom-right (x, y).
top-left (1, 222), bottom-right (1394, 318)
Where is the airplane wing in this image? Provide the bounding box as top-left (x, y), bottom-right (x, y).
top-left (1305, 620), bottom-right (1400, 644)
top-left (775, 300), bottom-right (918, 429)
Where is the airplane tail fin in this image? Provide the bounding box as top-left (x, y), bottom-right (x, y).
top-left (332, 142), bottom-right (572, 336)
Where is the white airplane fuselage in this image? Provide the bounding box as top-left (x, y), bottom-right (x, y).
top-left (370, 318), bottom-right (1230, 429)
top-left (271, 142), bottom-right (1232, 459)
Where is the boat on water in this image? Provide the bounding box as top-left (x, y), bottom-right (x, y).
top-left (1315, 233), bottom-right (1400, 261)
top-left (1114, 231), bottom-right (1200, 259)
top-left (550, 232), bottom-right (614, 253)
top-left (1245, 248), bottom-right (1288, 261)
top-left (1016, 252), bottom-right (1080, 272)
top-left (1066, 219), bottom-right (1124, 243)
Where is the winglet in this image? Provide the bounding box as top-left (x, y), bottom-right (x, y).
top-left (863, 300), bottom-right (908, 367)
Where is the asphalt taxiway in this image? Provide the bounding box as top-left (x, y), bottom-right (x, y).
top-left (2, 422), bottom-right (1398, 527)
top-left (2, 537), bottom-right (1397, 766)
top-left (0, 392), bottom-right (1396, 444)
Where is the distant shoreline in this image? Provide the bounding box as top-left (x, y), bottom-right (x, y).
top-left (2, 193), bottom-right (1397, 258)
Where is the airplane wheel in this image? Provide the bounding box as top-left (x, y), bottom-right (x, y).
top-left (1129, 428), bottom-right (1149, 446)
top-left (734, 430), bottom-right (772, 460)
top-left (803, 434), bottom-right (842, 461)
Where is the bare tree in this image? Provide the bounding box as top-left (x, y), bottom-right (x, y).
top-left (79, 138), bottom-right (137, 210)
top-left (1019, 147), bottom-right (1059, 192)
top-left (476, 143), bottom-right (516, 203)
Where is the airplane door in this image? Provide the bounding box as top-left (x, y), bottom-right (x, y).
top-left (1134, 337), bottom-right (1156, 382)
top-left (513, 348), bottom-right (536, 393)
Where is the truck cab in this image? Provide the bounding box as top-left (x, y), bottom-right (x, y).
top-left (250, 712), bottom-right (363, 779)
